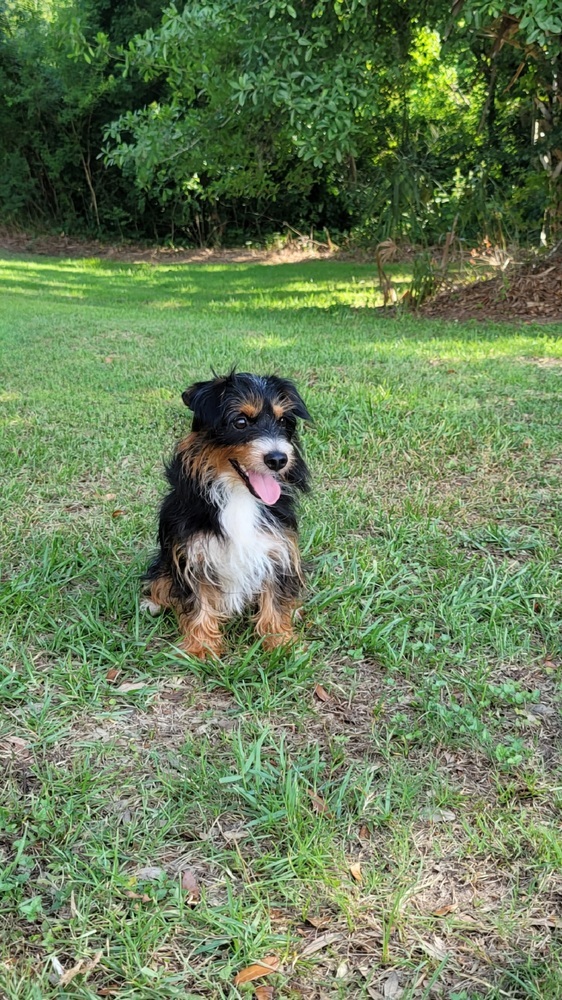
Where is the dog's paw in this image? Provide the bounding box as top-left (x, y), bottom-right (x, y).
top-left (179, 637), bottom-right (224, 661)
top-left (140, 597), bottom-right (163, 616)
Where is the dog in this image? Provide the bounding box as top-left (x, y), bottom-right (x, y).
top-left (142, 371), bottom-right (311, 659)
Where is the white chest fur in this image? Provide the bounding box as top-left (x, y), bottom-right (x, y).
top-left (201, 480), bottom-right (290, 615)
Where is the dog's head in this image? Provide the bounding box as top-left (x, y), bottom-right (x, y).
top-left (181, 371), bottom-right (311, 504)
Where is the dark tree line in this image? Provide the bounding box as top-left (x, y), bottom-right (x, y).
top-left (1, 0), bottom-right (560, 247)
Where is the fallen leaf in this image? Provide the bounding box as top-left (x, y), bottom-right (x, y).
top-left (233, 955), bottom-right (279, 985)
top-left (300, 932), bottom-right (341, 958)
top-left (106, 668), bottom-right (120, 682)
top-left (181, 869), bottom-right (200, 899)
top-left (69, 891), bottom-right (81, 919)
top-left (313, 684), bottom-right (331, 702)
top-left (0, 735), bottom-right (30, 759)
top-left (50, 955), bottom-right (65, 980)
top-left (60, 951), bottom-right (102, 986)
top-left (420, 808), bottom-right (456, 823)
top-left (124, 890), bottom-right (151, 902)
top-left (111, 508), bottom-right (126, 517)
top-left (102, 493), bottom-right (116, 501)
top-left (306, 789), bottom-right (331, 815)
top-left (432, 903), bottom-right (457, 917)
top-left (104, 356), bottom-right (116, 363)
top-left (358, 824), bottom-right (371, 840)
top-left (136, 866), bottom-right (165, 881)
top-left (349, 862), bottom-right (362, 883)
top-left (384, 971), bottom-right (403, 999)
top-left (418, 936), bottom-right (448, 961)
top-left (116, 680), bottom-right (148, 693)
top-left (305, 914), bottom-right (332, 929)
top-left (335, 960), bottom-right (349, 979)
top-left (255, 987), bottom-right (274, 1000)
top-left (221, 827), bottom-right (247, 843)
top-left (97, 990), bottom-right (121, 997)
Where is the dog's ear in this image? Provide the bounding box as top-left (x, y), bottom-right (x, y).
top-left (270, 377), bottom-right (312, 421)
top-left (182, 380), bottom-right (220, 430)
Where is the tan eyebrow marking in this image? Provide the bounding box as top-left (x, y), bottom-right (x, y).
top-left (239, 402), bottom-right (262, 419)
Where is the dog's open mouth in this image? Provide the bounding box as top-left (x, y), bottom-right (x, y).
top-left (229, 459), bottom-right (281, 505)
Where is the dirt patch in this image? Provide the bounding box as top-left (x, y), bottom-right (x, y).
top-left (419, 253), bottom-right (562, 323)
top-left (0, 230), bottom-right (339, 266)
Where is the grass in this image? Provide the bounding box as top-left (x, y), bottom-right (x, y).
top-left (0, 252), bottom-right (561, 999)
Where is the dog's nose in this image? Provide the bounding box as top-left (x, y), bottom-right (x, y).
top-left (264, 451), bottom-right (288, 471)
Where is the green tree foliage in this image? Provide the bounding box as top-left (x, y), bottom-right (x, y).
top-left (0, 0), bottom-right (560, 244)
top-left (0, 0), bottom-right (166, 235)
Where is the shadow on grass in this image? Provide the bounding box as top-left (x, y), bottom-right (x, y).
top-left (2, 255), bottom-right (558, 345)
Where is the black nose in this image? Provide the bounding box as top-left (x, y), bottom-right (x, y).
top-left (264, 451), bottom-right (288, 471)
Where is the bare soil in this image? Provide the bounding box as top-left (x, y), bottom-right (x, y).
top-left (0, 230), bottom-right (335, 265)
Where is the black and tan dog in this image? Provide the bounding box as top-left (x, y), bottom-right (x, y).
top-left (143, 371), bottom-right (311, 658)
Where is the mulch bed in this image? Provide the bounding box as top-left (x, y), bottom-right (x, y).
top-left (419, 252), bottom-right (562, 322)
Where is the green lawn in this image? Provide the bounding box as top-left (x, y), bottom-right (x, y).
top-left (0, 254), bottom-right (561, 1000)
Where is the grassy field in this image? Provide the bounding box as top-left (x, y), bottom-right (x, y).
top-left (0, 254), bottom-right (561, 1000)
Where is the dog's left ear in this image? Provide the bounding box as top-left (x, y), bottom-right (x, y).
top-left (182, 379), bottom-right (220, 430)
top-left (269, 377), bottom-right (312, 421)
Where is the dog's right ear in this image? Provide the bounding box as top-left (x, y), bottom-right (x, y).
top-left (182, 380), bottom-right (219, 431)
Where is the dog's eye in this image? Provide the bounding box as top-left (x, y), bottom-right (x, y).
top-left (232, 416), bottom-right (248, 430)
top-left (278, 416), bottom-right (287, 426)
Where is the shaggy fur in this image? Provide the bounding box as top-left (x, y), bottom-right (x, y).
top-left (143, 371), bottom-right (311, 658)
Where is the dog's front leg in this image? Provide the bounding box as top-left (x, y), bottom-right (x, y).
top-left (255, 578), bottom-right (297, 651)
top-left (177, 582), bottom-right (225, 660)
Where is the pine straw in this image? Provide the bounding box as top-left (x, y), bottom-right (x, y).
top-left (419, 253), bottom-right (562, 323)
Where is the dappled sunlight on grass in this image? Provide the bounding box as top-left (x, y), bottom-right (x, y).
top-left (0, 253), bottom-right (412, 312)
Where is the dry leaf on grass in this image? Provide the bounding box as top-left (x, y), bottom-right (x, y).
top-left (181, 869), bottom-right (200, 900)
top-left (306, 789), bottom-right (331, 815)
top-left (124, 890), bottom-right (151, 903)
top-left (1, 735), bottom-right (29, 755)
top-left (349, 862), bottom-right (362, 883)
top-left (335, 960), bottom-right (349, 979)
top-left (50, 956), bottom-right (65, 979)
top-left (59, 951), bottom-right (103, 986)
top-left (313, 684), bottom-right (332, 702)
top-left (233, 956), bottom-right (279, 985)
top-left (116, 680), bottom-right (149, 693)
top-left (358, 824), bottom-right (371, 840)
top-left (136, 866), bottom-right (165, 880)
top-left (418, 936), bottom-right (448, 961)
top-left (255, 987), bottom-right (274, 1000)
top-left (221, 827), bottom-right (248, 843)
top-left (432, 903), bottom-right (457, 916)
top-left (106, 668), bottom-right (120, 682)
top-left (420, 807), bottom-right (456, 823)
top-left (305, 914), bottom-right (332, 930)
top-left (300, 932), bottom-right (341, 958)
top-left (383, 971), bottom-right (403, 999)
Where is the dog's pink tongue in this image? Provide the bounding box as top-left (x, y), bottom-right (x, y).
top-left (247, 472), bottom-right (281, 505)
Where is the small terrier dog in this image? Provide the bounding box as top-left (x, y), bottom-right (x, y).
top-left (143, 371), bottom-right (311, 658)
